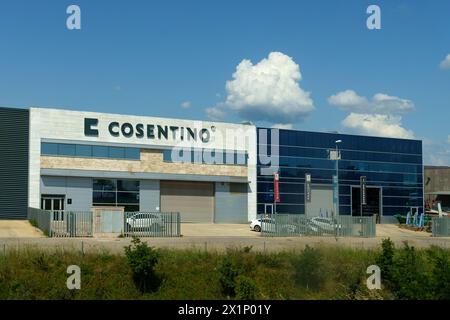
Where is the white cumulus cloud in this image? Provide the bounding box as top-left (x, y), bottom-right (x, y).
top-left (272, 123), bottom-right (293, 130)
top-left (180, 101), bottom-right (191, 109)
top-left (208, 52), bottom-right (314, 124)
top-left (423, 139), bottom-right (450, 166)
top-left (341, 113), bottom-right (415, 139)
top-left (328, 90), bottom-right (414, 114)
top-left (205, 107), bottom-right (225, 121)
top-left (440, 54), bottom-right (450, 69)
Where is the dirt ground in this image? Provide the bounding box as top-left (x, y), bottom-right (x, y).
top-left (0, 220), bottom-right (45, 238)
top-left (0, 220), bottom-right (449, 253)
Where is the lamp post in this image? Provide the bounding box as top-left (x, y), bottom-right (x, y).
top-left (335, 140), bottom-right (342, 217)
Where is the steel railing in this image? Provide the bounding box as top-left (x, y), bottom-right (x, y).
top-left (50, 210), bottom-right (93, 237)
top-left (432, 216), bottom-right (450, 237)
top-left (260, 214), bottom-right (376, 238)
top-left (123, 212), bottom-right (181, 237)
top-left (27, 208), bottom-right (181, 238)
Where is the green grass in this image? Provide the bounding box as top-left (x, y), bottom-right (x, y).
top-left (0, 240), bottom-right (449, 300)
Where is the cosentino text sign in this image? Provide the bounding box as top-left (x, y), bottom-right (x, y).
top-left (84, 118), bottom-right (212, 143)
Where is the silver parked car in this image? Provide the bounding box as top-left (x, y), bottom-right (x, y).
top-left (125, 212), bottom-right (164, 231)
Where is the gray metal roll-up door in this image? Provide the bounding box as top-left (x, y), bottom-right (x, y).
top-left (160, 181), bottom-right (214, 223)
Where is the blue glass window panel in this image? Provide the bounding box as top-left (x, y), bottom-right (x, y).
top-left (109, 147), bottom-right (125, 159)
top-left (41, 142), bottom-right (58, 155)
top-left (125, 148), bottom-right (140, 160)
top-left (92, 145), bottom-right (109, 158)
top-left (75, 144), bottom-right (92, 157)
top-left (58, 144), bottom-right (76, 156)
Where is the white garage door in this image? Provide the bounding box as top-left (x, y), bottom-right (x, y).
top-left (160, 181), bottom-right (214, 223)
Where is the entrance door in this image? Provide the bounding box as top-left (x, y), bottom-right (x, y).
top-left (352, 187), bottom-right (381, 217)
top-left (41, 196), bottom-right (65, 211)
top-left (305, 185), bottom-right (333, 218)
top-left (264, 204), bottom-right (273, 216)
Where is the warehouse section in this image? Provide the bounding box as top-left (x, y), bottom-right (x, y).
top-left (0, 107), bottom-right (29, 219)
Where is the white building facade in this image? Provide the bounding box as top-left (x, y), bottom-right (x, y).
top-left (28, 107), bottom-right (257, 223)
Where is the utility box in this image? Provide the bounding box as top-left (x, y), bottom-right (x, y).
top-left (92, 206), bottom-right (125, 237)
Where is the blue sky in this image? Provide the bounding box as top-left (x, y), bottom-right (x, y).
top-left (0, 0), bottom-right (449, 164)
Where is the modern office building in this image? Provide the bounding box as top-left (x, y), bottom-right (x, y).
top-left (0, 107), bottom-right (257, 222)
top-left (0, 106), bottom-right (424, 222)
top-left (256, 128), bottom-right (424, 218)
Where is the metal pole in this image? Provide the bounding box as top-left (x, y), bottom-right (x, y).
top-left (336, 143), bottom-right (340, 217)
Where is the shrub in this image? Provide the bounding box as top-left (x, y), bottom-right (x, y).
top-left (428, 248), bottom-right (450, 299)
top-left (124, 237), bottom-right (161, 293)
top-left (377, 238), bottom-right (395, 285)
top-left (218, 255), bottom-right (241, 297)
top-left (235, 275), bottom-right (257, 300)
top-left (294, 245), bottom-right (325, 291)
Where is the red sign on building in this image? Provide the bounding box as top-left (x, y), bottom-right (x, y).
top-left (274, 172), bottom-right (280, 203)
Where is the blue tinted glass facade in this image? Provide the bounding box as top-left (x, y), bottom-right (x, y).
top-left (257, 129), bottom-right (423, 216)
top-left (41, 142), bottom-right (140, 160)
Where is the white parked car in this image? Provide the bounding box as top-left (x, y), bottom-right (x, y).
top-left (126, 212), bottom-right (164, 231)
top-left (250, 217), bottom-right (298, 233)
top-left (250, 218), bottom-right (274, 232)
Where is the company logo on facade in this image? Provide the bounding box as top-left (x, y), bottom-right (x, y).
top-left (84, 118), bottom-right (212, 142)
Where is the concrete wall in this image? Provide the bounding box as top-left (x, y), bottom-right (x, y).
top-left (425, 166), bottom-right (450, 193)
top-left (140, 180), bottom-right (160, 212)
top-left (40, 176), bottom-right (93, 211)
top-left (214, 182), bottom-right (248, 223)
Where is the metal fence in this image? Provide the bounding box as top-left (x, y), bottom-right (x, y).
top-left (50, 211), bottom-right (93, 237)
top-left (27, 207), bottom-right (51, 236)
top-left (27, 208), bottom-right (181, 238)
top-left (432, 216), bottom-right (450, 237)
top-left (123, 212), bottom-right (181, 237)
top-left (260, 214), bottom-right (376, 238)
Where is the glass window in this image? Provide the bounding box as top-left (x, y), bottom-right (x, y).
top-left (93, 179), bottom-right (116, 191)
top-left (125, 148), bottom-right (140, 160)
top-left (109, 147), bottom-right (125, 159)
top-left (163, 150), bottom-right (172, 162)
top-left (117, 180), bottom-right (139, 192)
top-left (41, 142), bottom-right (58, 155)
top-left (58, 144), bottom-right (76, 156)
top-left (117, 192), bottom-right (139, 204)
top-left (92, 145), bottom-right (109, 158)
top-left (76, 144), bottom-right (92, 157)
top-left (123, 205), bottom-right (139, 212)
top-left (93, 191), bottom-right (116, 204)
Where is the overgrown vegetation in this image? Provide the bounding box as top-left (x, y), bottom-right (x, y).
top-left (0, 240), bottom-right (449, 300)
top-left (124, 237), bottom-right (161, 293)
